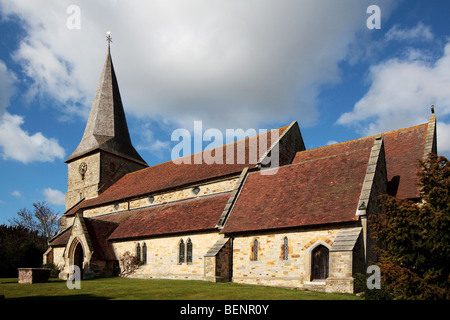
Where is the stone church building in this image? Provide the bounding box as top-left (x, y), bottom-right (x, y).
top-left (44, 46), bottom-right (438, 294)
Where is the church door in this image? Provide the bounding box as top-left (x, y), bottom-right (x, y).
top-left (73, 242), bottom-right (84, 278)
top-left (311, 245), bottom-right (329, 281)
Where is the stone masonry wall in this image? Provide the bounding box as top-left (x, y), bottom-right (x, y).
top-left (66, 153), bottom-right (101, 211)
top-left (232, 228), bottom-right (341, 289)
top-left (112, 232), bottom-right (224, 280)
top-left (65, 151), bottom-right (147, 213)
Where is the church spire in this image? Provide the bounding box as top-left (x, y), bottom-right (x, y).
top-left (66, 35), bottom-right (147, 166)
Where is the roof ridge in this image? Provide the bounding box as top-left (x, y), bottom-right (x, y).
top-left (121, 125), bottom-right (289, 177)
top-left (294, 145), bottom-right (373, 166)
top-left (299, 122), bottom-right (428, 154)
top-left (260, 145), bottom-right (372, 176)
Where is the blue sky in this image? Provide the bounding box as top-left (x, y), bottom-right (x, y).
top-left (0, 0), bottom-right (449, 225)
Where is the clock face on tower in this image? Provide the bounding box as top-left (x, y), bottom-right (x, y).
top-left (79, 162), bottom-right (88, 179)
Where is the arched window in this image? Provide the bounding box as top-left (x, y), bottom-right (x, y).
top-left (136, 243), bottom-right (141, 262)
top-left (252, 239), bottom-right (258, 261)
top-left (142, 243), bottom-right (147, 264)
top-left (311, 245), bottom-right (329, 281)
top-left (179, 239), bottom-right (185, 264)
top-left (186, 239), bottom-right (193, 263)
top-left (283, 237), bottom-right (289, 260)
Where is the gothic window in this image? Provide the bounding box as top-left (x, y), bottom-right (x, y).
top-left (186, 239), bottom-right (193, 263)
top-left (179, 239), bottom-right (185, 264)
top-left (283, 237), bottom-right (289, 260)
top-left (136, 243), bottom-right (141, 262)
top-left (142, 243), bottom-right (147, 264)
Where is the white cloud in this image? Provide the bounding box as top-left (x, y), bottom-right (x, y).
top-left (0, 57), bottom-right (66, 164)
top-left (11, 190), bottom-right (22, 198)
top-left (385, 22), bottom-right (434, 42)
top-left (326, 140), bottom-right (338, 146)
top-left (0, 112), bottom-right (65, 163)
top-left (0, 0), bottom-right (395, 131)
top-left (337, 42), bottom-right (450, 156)
top-left (436, 121), bottom-right (450, 154)
top-left (0, 60), bottom-right (16, 116)
top-left (43, 187), bottom-right (65, 206)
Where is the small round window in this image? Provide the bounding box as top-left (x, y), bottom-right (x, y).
top-left (192, 187), bottom-right (201, 195)
top-left (114, 203), bottom-right (120, 210)
top-left (149, 196), bottom-right (155, 204)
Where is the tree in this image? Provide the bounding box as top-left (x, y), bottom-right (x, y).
top-left (0, 225), bottom-right (45, 277)
top-left (370, 154), bottom-right (450, 299)
top-left (9, 201), bottom-right (60, 247)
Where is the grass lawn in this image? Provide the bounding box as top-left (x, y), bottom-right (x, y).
top-left (0, 277), bottom-right (362, 300)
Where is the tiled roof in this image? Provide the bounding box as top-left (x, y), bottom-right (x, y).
top-left (48, 218), bottom-right (119, 261)
top-left (221, 142), bottom-right (373, 234)
top-left (108, 193), bottom-right (231, 240)
top-left (382, 124), bottom-right (428, 199)
top-left (293, 123), bottom-right (428, 199)
top-left (84, 219), bottom-right (118, 260)
top-left (221, 123), bottom-right (429, 234)
top-left (65, 126), bottom-right (288, 216)
top-left (48, 227), bottom-right (72, 247)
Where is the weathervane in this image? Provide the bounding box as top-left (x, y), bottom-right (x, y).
top-left (106, 30), bottom-right (112, 50)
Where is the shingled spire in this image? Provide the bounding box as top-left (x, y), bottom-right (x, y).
top-left (65, 43), bottom-right (147, 166)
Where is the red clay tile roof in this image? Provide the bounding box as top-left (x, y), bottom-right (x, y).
top-left (294, 123), bottom-right (428, 199)
top-left (293, 135), bottom-right (375, 163)
top-left (48, 219), bottom-right (118, 260)
top-left (84, 218), bottom-right (118, 260)
top-left (65, 127), bottom-right (287, 216)
top-left (48, 227), bottom-right (72, 247)
top-left (108, 193), bottom-right (231, 240)
top-left (221, 142), bottom-right (373, 234)
top-left (382, 124), bottom-right (428, 199)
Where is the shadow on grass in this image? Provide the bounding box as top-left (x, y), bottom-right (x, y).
top-left (7, 294), bottom-right (110, 300)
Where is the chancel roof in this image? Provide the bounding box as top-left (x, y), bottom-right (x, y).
top-left (221, 122), bottom-right (431, 234)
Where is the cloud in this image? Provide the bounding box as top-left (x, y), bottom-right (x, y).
top-left (0, 58), bottom-right (66, 164)
top-left (0, 0), bottom-right (395, 131)
top-left (326, 140), bottom-right (338, 146)
top-left (0, 112), bottom-right (66, 163)
top-left (11, 190), bottom-right (22, 198)
top-left (0, 60), bottom-right (16, 116)
top-left (43, 187), bottom-right (65, 206)
top-left (436, 121), bottom-right (450, 154)
top-left (385, 22), bottom-right (434, 42)
top-left (337, 41), bottom-right (450, 156)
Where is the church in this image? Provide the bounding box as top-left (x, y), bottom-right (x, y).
top-left (43, 44), bottom-right (438, 294)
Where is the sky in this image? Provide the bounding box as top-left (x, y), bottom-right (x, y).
top-left (0, 0), bottom-right (449, 225)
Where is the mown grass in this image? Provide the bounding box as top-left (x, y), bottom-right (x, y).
top-left (0, 277), bottom-right (361, 300)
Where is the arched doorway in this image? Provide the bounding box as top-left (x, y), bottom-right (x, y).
top-left (73, 241), bottom-right (84, 278)
top-left (311, 245), bottom-right (329, 281)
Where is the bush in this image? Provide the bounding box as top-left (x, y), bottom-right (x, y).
top-left (353, 273), bottom-right (392, 300)
top-left (118, 251), bottom-right (142, 277)
top-left (42, 263), bottom-right (61, 278)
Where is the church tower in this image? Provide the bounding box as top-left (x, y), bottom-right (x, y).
top-left (65, 39), bottom-right (148, 211)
